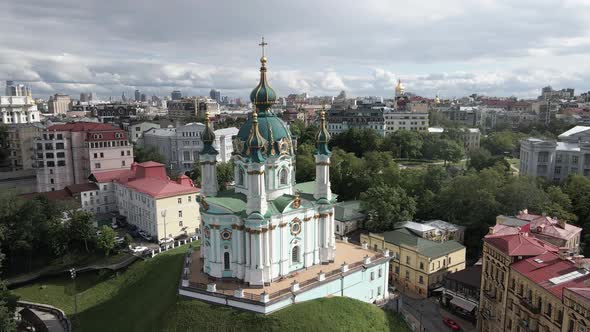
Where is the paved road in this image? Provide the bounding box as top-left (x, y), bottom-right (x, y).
top-left (402, 295), bottom-right (476, 332)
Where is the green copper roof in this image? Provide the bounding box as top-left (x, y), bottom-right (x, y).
top-left (382, 228), bottom-right (465, 258)
top-left (237, 112), bottom-right (293, 160)
top-left (334, 200), bottom-right (365, 221)
top-left (200, 113), bottom-right (218, 155)
top-left (249, 55), bottom-right (277, 113)
top-left (316, 109), bottom-right (331, 155)
top-left (243, 112), bottom-right (267, 163)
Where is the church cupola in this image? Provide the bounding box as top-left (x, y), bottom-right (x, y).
top-left (199, 111), bottom-right (219, 196)
top-left (244, 112), bottom-right (267, 163)
top-left (314, 107), bottom-right (332, 201)
top-left (249, 37), bottom-right (277, 114)
top-left (316, 108), bottom-right (331, 156)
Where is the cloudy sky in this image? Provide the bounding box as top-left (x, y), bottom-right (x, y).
top-left (2, 0), bottom-right (590, 100)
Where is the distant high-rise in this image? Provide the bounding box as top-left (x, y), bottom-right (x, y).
top-left (90, 92), bottom-right (97, 101)
top-left (171, 90), bottom-right (182, 100)
top-left (134, 89), bottom-right (141, 102)
top-left (5, 80), bottom-right (32, 97)
top-left (209, 89), bottom-right (221, 103)
top-left (121, 92), bottom-right (127, 102)
top-left (80, 93), bottom-right (89, 102)
top-left (140, 93), bottom-right (147, 102)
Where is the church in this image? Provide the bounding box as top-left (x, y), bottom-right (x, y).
top-left (179, 40), bottom-right (391, 313)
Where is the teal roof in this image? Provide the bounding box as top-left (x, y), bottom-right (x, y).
top-left (334, 200), bottom-right (365, 222)
top-left (201, 181), bottom-right (337, 218)
top-left (249, 56), bottom-right (277, 112)
top-left (382, 228), bottom-right (465, 258)
top-left (237, 113), bottom-right (293, 159)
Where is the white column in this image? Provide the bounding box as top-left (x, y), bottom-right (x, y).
top-left (247, 163), bottom-right (267, 215)
top-left (2, 112), bottom-right (7, 124)
top-left (314, 155), bottom-right (331, 200)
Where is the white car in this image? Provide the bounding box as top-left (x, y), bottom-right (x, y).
top-left (111, 222), bottom-right (119, 229)
top-left (129, 245), bottom-right (149, 254)
top-left (159, 237), bottom-right (174, 245)
top-left (114, 236), bottom-right (125, 244)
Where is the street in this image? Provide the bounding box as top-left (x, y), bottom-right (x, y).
top-left (401, 295), bottom-right (476, 332)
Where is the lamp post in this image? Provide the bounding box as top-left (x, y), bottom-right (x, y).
top-left (160, 209), bottom-right (167, 240)
top-left (69, 268), bottom-right (78, 323)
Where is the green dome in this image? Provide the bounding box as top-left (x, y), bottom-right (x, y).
top-left (249, 57), bottom-right (276, 112)
top-left (238, 112), bottom-right (293, 159)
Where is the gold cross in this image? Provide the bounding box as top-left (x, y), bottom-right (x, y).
top-left (259, 36), bottom-right (268, 57)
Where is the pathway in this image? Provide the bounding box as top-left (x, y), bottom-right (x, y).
top-left (16, 305), bottom-right (67, 332)
top-left (401, 294), bottom-right (476, 332)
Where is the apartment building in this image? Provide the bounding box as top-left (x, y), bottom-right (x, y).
top-left (106, 162), bottom-right (200, 239)
top-left (141, 123), bottom-right (237, 173)
top-left (1, 123), bottom-right (44, 171)
top-left (47, 94), bottom-right (71, 115)
top-left (478, 211), bottom-right (586, 332)
top-left (520, 126), bottom-right (590, 182)
top-left (34, 122), bottom-right (133, 192)
top-left (167, 98), bottom-right (220, 121)
top-left (383, 110), bottom-right (429, 135)
top-left (361, 225), bottom-right (466, 298)
top-left (0, 95), bottom-right (42, 124)
top-left (126, 121), bottom-right (159, 143)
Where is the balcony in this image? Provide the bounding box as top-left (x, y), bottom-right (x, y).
top-left (520, 298), bottom-right (541, 315)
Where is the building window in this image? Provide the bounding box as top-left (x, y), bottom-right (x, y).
top-left (100, 152), bottom-right (104, 158)
top-left (122, 160), bottom-right (126, 166)
top-left (406, 256), bottom-right (410, 264)
top-left (121, 151), bottom-right (124, 156)
top-left (419, 276), bottom-right (424, 284)
top-left (178, 198), bottom-right (182, 204)
top-left (420, 262), bottom-right (424, 270)
top-left (188, 196), bottom-right (191, 202)
top-left (395, 266), bottom-right (400, 274)
top-left (279, 167), bottom-right (288, 185)
top-left (224, 252), bottom-right (230, 270)
top-left (378, 268), bottom-right (382, 278)
top-left (179, 220), bottom-right (183, 227)
top-left (237, 167), bottom-right (245, 186)
top-left (377, 287), bottom-right (382, 296)
top-left (95, 163), bottom-right (101, 169)
top-left (370, 271), bottom-right (375, 280)
top-left (50, 178), bottom-right (54, 184)
top-left (405, 270), bottom-right (410, 279)
top-left (178, 210), bottom-right (183, 218)
top-left (127, 150), bottom-right (131, 156)
top-left (448, 257), bottom-right (452, 265)
top-left (292, 245), bottom-right (300, 264)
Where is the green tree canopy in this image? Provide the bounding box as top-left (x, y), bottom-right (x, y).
top-left (383, 130), bottom-right (423, 159)
top-left (361, 185), bottom-right (416, 232)
top-left (330, 128), bottom-right (383, 157)
top-left (217, 162), bottom-right (234, 191)
top-left (96, 226), bottom-right (117, 256)
top-left (134, 145), bottom-right (166, 164)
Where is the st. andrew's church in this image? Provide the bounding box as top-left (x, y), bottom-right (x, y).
top-left (180, 40), bottom-right (391, 313)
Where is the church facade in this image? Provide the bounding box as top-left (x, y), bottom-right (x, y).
top-left (180, 41), bottom-right (391, 313)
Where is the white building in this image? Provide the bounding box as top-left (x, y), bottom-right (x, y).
top-left (0, 96), bottom-right (41, 124)
top-left (141, 123), bottom-right (238, 173)
top-left (127, 121), bottom-right (160, 143)
top-left (333, 200), bottom-right (365, 237)
top-left (520, 126), bottom-right (590, 182)
top-left (383, 109), bottom-right (428, 135)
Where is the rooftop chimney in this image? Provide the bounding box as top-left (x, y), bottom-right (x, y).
top-left (558, 219), bottom-right (566, 229)
top-left (488, 226), bottom-right (495, 235)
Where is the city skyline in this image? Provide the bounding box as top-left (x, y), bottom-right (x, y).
top-left (2, 0), bottom-right (590, 99)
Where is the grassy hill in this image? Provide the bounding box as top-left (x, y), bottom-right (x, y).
top-left (12, 245), bottom-right (409, 332)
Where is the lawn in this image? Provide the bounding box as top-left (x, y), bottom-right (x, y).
top-left (13, 243), bottom-right (409, 332)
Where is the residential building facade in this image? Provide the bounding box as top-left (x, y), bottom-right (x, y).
top-left (1, 123), bottom-right (44, 171)
top-left (34, 122), bottom-right (133, 192)
top-left (520, 126), bottom-right (590, 181)
top-left (48, 94), bottom-right (71, 115)
top-left (361, 227), bottom-right (466, 297)
top-left (127, 121), bottom-right (159, 143)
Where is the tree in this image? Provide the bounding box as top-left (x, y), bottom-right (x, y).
top-left (68, 211), bottom-right (96, 252)
top-left (217, 162), bottom-right (234, 191)
top-left (290, 120), bottom-right (318, 146)
top-left (134, 146), bottom-right (166, 164)
top-left (296, 144), bottom-right (315, 183)
top-left (330, 128), bottom-right (382, 157)
top-left (384, 130), bottom-right (423, 159)
top-left (481, 131), bottom-right (525, 156)
top-left (330, 148), bottom-right (373, 200)
top-left (361, 185), bottom-right (416, 232)
top-left (433, 139), bottom-right (463, 166)
top-left (189, 162), bottom-right (201, 186)
top-left (96, 226), bottom-right (116, 256)
top-left (468, 148), bottom-right (509, 171)
top-left (0, 252), bottom-right (16, 332)
top-left (0, 125), bottom-right (8, 167)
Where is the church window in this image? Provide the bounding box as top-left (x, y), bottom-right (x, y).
top-left (224, 252), bottom-right (230, 270)
top-left (292, 245), bottom-right (300, 263)
top-left (290, 219), bottom-right (302, 236)
top-left (221, 229), bottom-right (232, 241)
top-left (279, 167), bottom-right (288, 185)
top-left (237, 167), bottom-right (245, 186)
top-left (370, 272), bottom-right (374, 280)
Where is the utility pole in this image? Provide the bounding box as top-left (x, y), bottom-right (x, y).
top-left (160, 209), bottom-right (167, 240)
top-left (69, 268), bottom-right (78, 324)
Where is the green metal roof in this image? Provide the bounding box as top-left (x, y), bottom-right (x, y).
top-left (334, 200), bottom-right (365, 222)
top-left (382, 228), bottom-right (465, 258)
top-left (205, 191), bottom-right (247, 215)
top-left (237, 113), bottom-right (291, 144)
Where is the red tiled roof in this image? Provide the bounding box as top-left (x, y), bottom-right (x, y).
top-left (125, 177), bottom-right (199, 199)
top-left (512, 252), bottom-right (590, 299)
top-left (484, 233), bottom-right (557, 257)
top-left (91, 169), bottom-right (135, 183)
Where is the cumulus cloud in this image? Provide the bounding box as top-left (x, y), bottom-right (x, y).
top-left (1, 0), bottom-right (590, 99)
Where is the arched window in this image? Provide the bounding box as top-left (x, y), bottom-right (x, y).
top-left (224, 252), bottom-right (230, 270)
top-left (279, 167), bottom-right (288, 185)
top-left (292, 245), bottom-right (300, 263)
top-left (237, 167), bottom-right (245, 186)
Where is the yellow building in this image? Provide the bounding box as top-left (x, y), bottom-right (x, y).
top-left (361, 228), bottom-right (466, 298)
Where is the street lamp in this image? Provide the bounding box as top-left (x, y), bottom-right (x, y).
top-left (160, 209), bottom-right (167, 240)
top-left (69, 268), bottom-right (78, 323)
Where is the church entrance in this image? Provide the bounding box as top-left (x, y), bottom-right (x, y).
top-left (289, 244), bottom-right (304, 272)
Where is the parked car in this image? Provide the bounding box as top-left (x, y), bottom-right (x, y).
top-left (159, 237), bottom-right (174, 246)
top-left (129, 245), bottom-right (149, 254)
top-left (443, 318), bottom-right (460, 331)
top-left (139, 231), bottom-right (152, 241)
top-left (111, 222), bottom-right (119, 229)
top-left (114, 236), bottom-right (125, 245)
